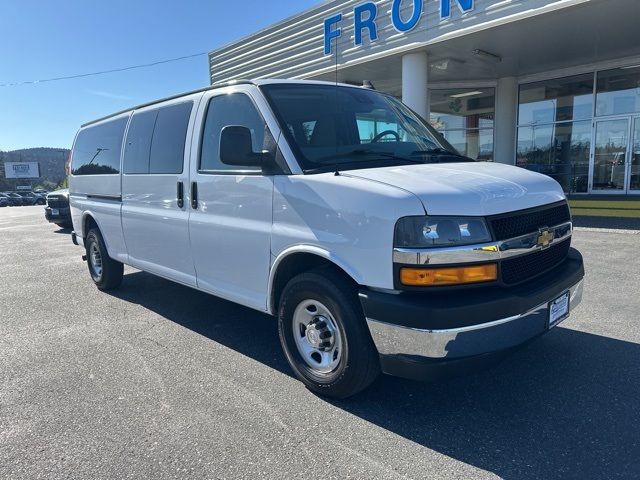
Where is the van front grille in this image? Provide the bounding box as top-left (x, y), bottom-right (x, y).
top-left (490, 202), bottom-right (571, 241)
top-left (501, 239), bottom-right (571, 285)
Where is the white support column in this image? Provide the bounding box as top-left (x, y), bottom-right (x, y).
top-left (494, 76), bottom-right (519, 165)
top-left (402, 52), bottom-right (429, 120)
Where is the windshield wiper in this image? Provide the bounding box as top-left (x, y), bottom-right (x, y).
top-left (305, 151), bottom-right (426, 175)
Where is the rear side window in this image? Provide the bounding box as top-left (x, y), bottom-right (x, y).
top-left (123, 110), bottom-right (155, 174)
top-left (200, 93), bottom-right (266, 172)
top-left (72, 117), bottom-right (128, 175)
top-left (123, 102), bottom-right (192, 175)
top-left (150, 102), bottom-right (192, 174)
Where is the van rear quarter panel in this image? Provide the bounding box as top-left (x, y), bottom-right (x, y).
top-left (271, 174), bottom-right (425, 290)
top-left (70, 197), bottom-right (128, 263)
top-left (70, 173), bottom-right (126, 262)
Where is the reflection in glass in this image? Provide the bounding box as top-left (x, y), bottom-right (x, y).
top-left (517, 121), bottom-right (591, 193)
top-left (430, 88), bottom-right (495, 129)
top-left (592, 119), bottom-right (628, 191)
top-left (518, 74), bottom-right (594, 125)
top-left (596, 67), bottom-right (640, 117)
top-left (440, 129), bottom-right (494, 161)
top-left (630, 119), bottom-right (640, 191)
top-left (430, 88), bottom-right (495, 160)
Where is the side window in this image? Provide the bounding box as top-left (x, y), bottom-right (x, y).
top-left (71, 117), bottom-right (127, 175)
top-left (123, 110), bottom-right (156, 174)
top-left (200, 93), bottom-right (266, 172)
top-left (123, 102), bottom-right (192, 175)
top-left (149, 102), bottom-right (192, 174)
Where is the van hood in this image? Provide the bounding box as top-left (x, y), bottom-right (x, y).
top-left (342, 162), bottom-right (566, 216)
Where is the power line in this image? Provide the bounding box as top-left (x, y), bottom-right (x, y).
top-left (0, 51), bottom-right (208, 87)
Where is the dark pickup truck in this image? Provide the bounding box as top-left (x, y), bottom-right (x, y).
top-left (44, 189), bottom-right (72, 228)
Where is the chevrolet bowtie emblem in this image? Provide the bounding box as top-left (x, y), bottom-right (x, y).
top-left (537, 228), bottom-right (555, 248)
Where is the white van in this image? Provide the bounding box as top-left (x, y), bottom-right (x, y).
top-left (69, 80), bottom-right (584, 398)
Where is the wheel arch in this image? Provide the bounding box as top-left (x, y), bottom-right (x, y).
top-left (81, 211), bottom-right (101, 239)
top-left (268, 246), bottom-right (362, 315)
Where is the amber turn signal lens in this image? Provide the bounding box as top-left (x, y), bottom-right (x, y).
top-left (400, 264), bottom-right (498, 286)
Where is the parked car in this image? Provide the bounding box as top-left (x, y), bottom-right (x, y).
top-left (68, 80), bottom-right (584, 398)
top-left (44, 189), bottom-right (72, 228)
top-left (3, 192), bottom-right (25, 206)
top-left (0, 194), bottom-right (8, 207)
top-left (16, 191), bottom-right (46, 205)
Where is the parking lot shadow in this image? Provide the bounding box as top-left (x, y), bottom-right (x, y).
top-left (110, 270), bottom-right (293, 376)
top-left (111, 271), bottom-right (640, 479)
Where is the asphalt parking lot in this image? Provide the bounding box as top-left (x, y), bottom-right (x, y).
top-left (1, 206), bottom-right (639, 479)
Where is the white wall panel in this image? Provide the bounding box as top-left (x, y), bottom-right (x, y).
top-left (209, 0), bottom-right (590, 83)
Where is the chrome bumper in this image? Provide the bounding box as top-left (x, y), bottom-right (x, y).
top-left (367, 279), bottom-right (583, 360)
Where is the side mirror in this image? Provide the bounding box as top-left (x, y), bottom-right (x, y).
top-left (220, 125), bottom-right (263, 167)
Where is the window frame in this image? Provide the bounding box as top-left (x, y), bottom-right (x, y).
top-left (197, 91), bottom-right (272, 176)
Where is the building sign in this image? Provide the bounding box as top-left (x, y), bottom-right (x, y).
top-left (4, 162), bottom-right (40, 179)
top-left (324, 0), bottom-right (474, 55)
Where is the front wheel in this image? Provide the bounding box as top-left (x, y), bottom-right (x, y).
top-left (85, 228), bottom-right (123, 290)
top-left (278, 270), bottom-right (380, 398)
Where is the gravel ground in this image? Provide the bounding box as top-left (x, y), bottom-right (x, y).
top-left (1, 206), bottom-right (639, 479)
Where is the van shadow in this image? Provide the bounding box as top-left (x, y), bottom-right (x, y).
top-left (110, 271), bottom-right (640, 479)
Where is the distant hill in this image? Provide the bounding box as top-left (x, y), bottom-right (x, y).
top-left (0, 147), bottom-right (69, 191)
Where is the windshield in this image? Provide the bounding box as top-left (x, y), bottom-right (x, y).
top-left (260, 83), bottom-right (468, 173)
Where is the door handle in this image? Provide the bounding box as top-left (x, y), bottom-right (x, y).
top-left (191, 181), bottom-right (198, 210)
top-left (177, 181), bottom-right (184, 208)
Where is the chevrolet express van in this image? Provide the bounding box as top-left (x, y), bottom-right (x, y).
top-left (69, 80), bottom-right (584, 398)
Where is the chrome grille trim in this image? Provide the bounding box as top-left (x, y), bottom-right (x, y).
top-left (393, 221), bottom-right (572, 266)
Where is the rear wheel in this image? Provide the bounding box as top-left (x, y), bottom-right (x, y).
top-left (85, 228), bottom-right (123, 290)
top-left (278, 270), bottom-right (380, 398)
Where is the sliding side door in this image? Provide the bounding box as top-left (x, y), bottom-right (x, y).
top-left (121, 96), bottom-right (201, 286)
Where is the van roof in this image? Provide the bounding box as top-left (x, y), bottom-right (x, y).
top-left (80, 79), bottom-right (366, 128)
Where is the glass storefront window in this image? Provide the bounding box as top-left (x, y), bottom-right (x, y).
top-left (516, 121), bottom-right (591, 193)
top-left (440, 129), bottom-right (494, 161)
top-left (430, 88), bottom-right (495, 160)
top-left (592, 119), bottom-right (629, 191)
top-left (518, 74), bottom-right (594, 125)
top-left (596, 66), bottom-right (640, 116)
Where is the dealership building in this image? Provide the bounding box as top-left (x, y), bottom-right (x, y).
top-left (209, 0), bottom-right (640, 196)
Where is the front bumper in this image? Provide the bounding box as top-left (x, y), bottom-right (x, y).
top-left (44, 206), bottom-right (71, 224)
top-left (360, 248), bottom-right (584, 380)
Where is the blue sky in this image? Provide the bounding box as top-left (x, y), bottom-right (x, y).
top-left (0, 0), bottom-right (319, 151)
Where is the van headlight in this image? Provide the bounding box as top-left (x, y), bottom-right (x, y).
top-left (394, 216), bottom-right (492, 248)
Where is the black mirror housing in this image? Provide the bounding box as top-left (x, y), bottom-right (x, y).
top-left (220, 125), bottom-right (263, 167)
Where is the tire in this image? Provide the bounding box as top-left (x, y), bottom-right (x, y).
top-left (85, 228), bottom-right (123, 290)
top-left (278, 269), bottom-right (380, 398)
